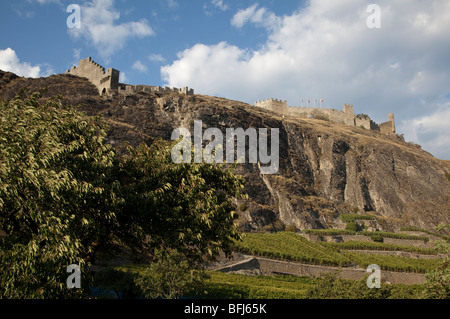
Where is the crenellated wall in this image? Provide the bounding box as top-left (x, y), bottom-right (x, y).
top-left (117, 84), bottom-right (194, 96)
top-left (66, 57), bottom-right (194, 96)
top-left (66, 57), bottom-right (119, 95)
top-left (254, 97), bottom-right (395, 134)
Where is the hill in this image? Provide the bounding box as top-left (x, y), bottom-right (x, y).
top-left (1, 70), bottom-right (449, 233)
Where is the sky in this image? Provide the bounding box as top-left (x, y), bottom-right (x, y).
top-left (1, 0), bottom-right (449, 160)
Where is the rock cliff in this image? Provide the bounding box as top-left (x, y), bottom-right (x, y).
top-left (1, 70), bottom-right (449, 233)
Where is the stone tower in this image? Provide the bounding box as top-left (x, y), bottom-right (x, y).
top-left (388, 113), bottom-right (396, 134)
top-left (66, 57), bottom-right (119, 95)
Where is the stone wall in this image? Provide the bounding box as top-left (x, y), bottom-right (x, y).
top-left (66, 57), bottom-right (194, 96)
top-left (117, 84), bottom-right (194, 96)
top-left (254, 98), bottom-right (287, 113)
top-left (378, 113), bottom-right (396, 135)
top-left (66, 57), bottom-right (119, 95)
top-left (217, 256), bottom-right (426, 285)
top-left (254, 97), bottom-right (395, 134)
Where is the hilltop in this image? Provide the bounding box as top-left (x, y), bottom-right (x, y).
top-left (1, 69), bottom-right (449, 234)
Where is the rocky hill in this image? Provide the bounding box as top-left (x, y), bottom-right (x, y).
top-left (1, 70), bottom-right (449, 233)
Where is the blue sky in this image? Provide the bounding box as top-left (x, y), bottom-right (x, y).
top-left (1, 0), bottom-right (450, 160)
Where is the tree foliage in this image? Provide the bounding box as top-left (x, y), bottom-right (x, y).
top-left (0, 92), bottom-right (245, 298)
top-left (114, 141), bottom-right (244, 263)
top-left (0, 92), bottom-right (118, 298)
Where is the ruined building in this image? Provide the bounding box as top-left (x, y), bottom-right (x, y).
top-left (254, 98), bottom-right (396, 135)
top-left (65, 58), bottom-right (394, 135)
top-left (66, 57), bottom-right (194, 96)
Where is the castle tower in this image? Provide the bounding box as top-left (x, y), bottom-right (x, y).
top-left (66, 57), bottom-right (120, 95)
top-left (343, 104), bottom-right (355, 126)
top-left (388, 113), bottom-right (396, 134)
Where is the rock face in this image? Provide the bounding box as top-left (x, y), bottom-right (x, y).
top-left (1, 70), bottom-right (449, 232)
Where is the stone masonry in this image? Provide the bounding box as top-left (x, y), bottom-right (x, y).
top-left (66, 57), bottom-right (194, 97)
top-left (254, 98), bottom-right (396, 135)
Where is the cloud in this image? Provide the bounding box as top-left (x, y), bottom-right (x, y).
top-left (165, 0), bottom-right (179, 9)
top-left (29, 0), bottom-right (62, 5)
top-left (399, 104), bottom-right (450, 159)
top-left (132, 60), bottom-right (148, 73)
top-left (119, 71), bottom-right (128, 83)
top-left (231, 4), bottom-right (280, 30)
top-left (204, 0), bottom-right (230, 16)
top-left (68, 0), bottom-right (154, 61)
top-left (211, 0), bottom-right (229, 11)
top-left (148, 53), bottom-right (166, 63)
top-left (0, 48), bottom-right (41, 78)
top-left (161, 0), bottom-right (450, 159)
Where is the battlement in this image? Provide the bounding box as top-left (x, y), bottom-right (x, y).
top-left (254, 97), bottom-right (394, 133)
top-left (66, 57), bottom-right (194, 96)
top-left (117, 84), bottom-right (194, 95)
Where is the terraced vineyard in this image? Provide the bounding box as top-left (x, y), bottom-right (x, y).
top-left (322, 241), bottom-right (437, 255)
top-left (234, 232), bottom-right (352, 267)
top-left (233, 232), bottom-right (442, 273)
top-left (303, 229), bottom-right (430, 242)
top-left (190, 272), bottom-right (313, 299)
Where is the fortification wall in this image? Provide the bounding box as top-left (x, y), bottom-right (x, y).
top-left (254, 98), bottom-right (287, 113)
top-left (355, 116), bottom-right (371, 130)
top-left (117, 84), bottom-right (194, 95)
top-left (66, 57), bottom-right (119, 95)
top-left (379, 121), bottom-right (394, 135)
top-left (256, 99), bottom-right (355, 126)
top-left (254, 97), bottom-right (396, 135)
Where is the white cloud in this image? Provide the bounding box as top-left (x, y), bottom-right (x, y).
top-left (0, 48), bottom-right (41, 78)
top-left (399, 104), bottom-right (450, 159)
top-left (68, 0), bottom-right (154, 61)
top-left (148, 53), bottom-right (166, 63)
top-left (231, 4), bottom-right (280, 30)
top-left (29, 0), bottom-right (62, 5)
top-left (119, 71), bottom-right (128, 83)
top-left (212, 0), bottom-right (229, 11)
top-left (132, 60), bottom-right (148, 73)
top-left (204, 0), bottom-right (230, 16)
top-left (161, 0), bottom-right (450, 159)
top-left (165, 0), bottom-right (179, 9)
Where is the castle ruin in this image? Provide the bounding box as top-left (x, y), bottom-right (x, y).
top-left (66, 57), bottom-right (194, 96)
top-left (65, 58), bottom-right (394, 135)
top-left (254, 98), bottom-right (395, 135)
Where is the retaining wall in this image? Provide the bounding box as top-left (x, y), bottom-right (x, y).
top-left (217, 256), bottom-right (426, 285)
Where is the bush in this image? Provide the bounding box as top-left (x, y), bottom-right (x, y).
top-left (345, 222), bottom-right (358, 232)
top-left (371, 235), bottom-right (384, 243)
top-left (340, 214), bottom-right (374, 223)
top-left (285, 224), bottom-right (297, 233)
top-left (239, 203), bottom-right (247, 212)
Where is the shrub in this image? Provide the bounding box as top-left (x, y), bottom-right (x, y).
top-left (285, 224), bottom-right (297, 233)
top-left (345, 222), bottom-right (358, 232)
top-left (371, 235), bottom-right (384, 243)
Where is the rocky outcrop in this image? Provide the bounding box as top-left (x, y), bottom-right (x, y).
top-left (1, 70), bottom-right (449, 233)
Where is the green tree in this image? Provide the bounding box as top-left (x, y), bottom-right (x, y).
top-left (0, 92), bottom-right (118, 298)
top-left (134, 249), bottom-right (207, 299)
top-left (0, 91), bottom-right (245, 298)
top-left (114, 141), bottom-right (245, 263)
